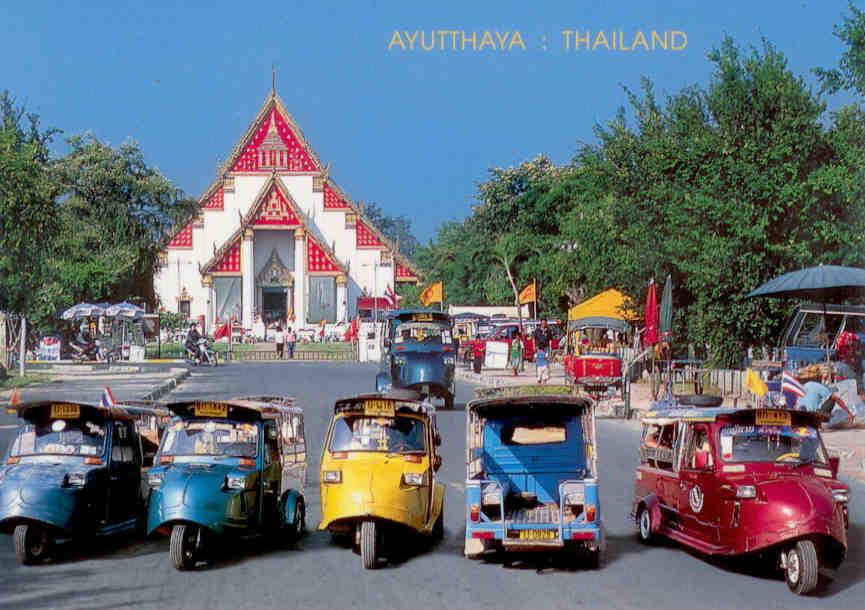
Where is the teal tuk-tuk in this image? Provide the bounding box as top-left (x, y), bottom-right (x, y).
top-left (0, 399), bottom-right (167, 564)
top-left (146, 396), bottom-right (307, 570)
top-left (464, 386), bottom-right (603, 565)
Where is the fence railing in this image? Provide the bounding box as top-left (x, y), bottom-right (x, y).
top-left (144, 344), bottom-right (358, 362)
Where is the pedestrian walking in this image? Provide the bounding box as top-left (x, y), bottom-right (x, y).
top-left (275, 325), bottom-right (285, 359)
top-left (287, 327), bottom-right (297, 359)
top-left (509, 330), bottom-right (523, 376)
top-left (536, 348), bottom-right (550, 384)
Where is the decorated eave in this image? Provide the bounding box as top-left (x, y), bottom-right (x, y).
top-left (166, 222), bottom-right (194, 249)
top-left (219, 91), bottom-right (323, 175)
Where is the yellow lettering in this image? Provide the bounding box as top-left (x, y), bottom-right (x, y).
top-left (420, 31), bottom-right (435, 51)
top-left (593, 31), bottom-right (609, 50)
top-left (494, 31), bottom-right (508, 49)
top-left (574, 30), bottom-right (590, 50)
top-left (561, 30), bottom-right (572, 50)
top-left (671, 30), bottom-right (688, 51)
top-left (461, 31), bottom-right (476, 50)
top-left (479, 31), bottom-right (495, 50)
top-left (633, 30), bottom-right (649, 51)
top-left (509, 31), bottom-right (526, 50)
top-left (651, 30), bottom-right (668, 50)
top-left (404, 30), bottom-right (418, 50)
top-left (388, 30), bottom-right (406, 51)
top-left (448, 30), bottom-right (459, 50)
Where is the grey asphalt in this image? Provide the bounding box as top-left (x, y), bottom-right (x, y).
top-left (0, 363), bottom-right (862, 610)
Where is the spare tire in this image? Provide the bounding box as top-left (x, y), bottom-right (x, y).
top-left (677, 394), bottom-right (723, 407)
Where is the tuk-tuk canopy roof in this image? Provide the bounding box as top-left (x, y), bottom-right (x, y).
top-left (643, 406), bottom-right (827, 425)
top-left (469, 385), bottom-right (592, 414)
top-left (388, 309), bottom-right (451, 322)
top-left (567, 316), bottom-right (631, 333)
top-left (334, 392), bottom-right (436, 417)
top-left (164, 397), bottom-right (300, 420)
top-left (567, 289), bottom-right (637, 322)
top-left (9, 400), bottom-right (169, 421)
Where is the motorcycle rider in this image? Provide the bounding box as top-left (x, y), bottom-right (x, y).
top-left (185, 323), bottom-right (202, 364)
top-left (71, 322), bottom-right (96, 360)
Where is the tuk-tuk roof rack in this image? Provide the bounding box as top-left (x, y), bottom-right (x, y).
top-left (334, 392), bottom-right (436, 416)
top-left (469, 385), bottom-right (593, 411)
top-left (163, 397), bottom-right (302, 418)
top-left (7, 400), bottom-right (169, 420)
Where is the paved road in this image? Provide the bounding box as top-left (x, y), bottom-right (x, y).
top-left (0, 363), bottom-right (862, 610)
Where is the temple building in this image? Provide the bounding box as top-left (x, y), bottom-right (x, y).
top-left (154, 88), bottom-right (420, 332)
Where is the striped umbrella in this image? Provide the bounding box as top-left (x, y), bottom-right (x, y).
top-left (61, 303), bottom-right (106, 320)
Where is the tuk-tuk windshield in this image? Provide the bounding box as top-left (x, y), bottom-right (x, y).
top-left (9, 419), bottom-right (107, 457)
top-left (330, 415), bottom-right (426, 454)
top-left (719, 425), bottom-right (827, 464)
top-left (392, 322), bottom-right (452, 346)
top-left (160, 420), bottom-right (259, 458)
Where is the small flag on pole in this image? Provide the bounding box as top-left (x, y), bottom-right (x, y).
top-left (385, 284), bottom-right (398, 308)
top-left (744, 369), bottom-right (768, 398)
top-left (519, 280), bottom-right (537, 305)
top-left (419, 281), bottom-right (443, 307)
top-left (100, 386), bottom-right (117, 408)
top-left (781, 371), bottom-right (806, 398)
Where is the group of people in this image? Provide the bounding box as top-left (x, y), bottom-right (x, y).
top-left (273, 325), bottom-right (298, 359)
top-left (508, 319), bottom-right (554, 384)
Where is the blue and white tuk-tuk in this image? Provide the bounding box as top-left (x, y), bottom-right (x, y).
top-left (146, 396), bottom-right (307, 570)
top-left (376, 310), bottom-right (457, 408)
top-left (464, 386), bottom-right (603, 565)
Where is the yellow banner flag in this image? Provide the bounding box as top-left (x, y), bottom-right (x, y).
top-left (419, 281), bottom-right (443, 307)
top-left (744, 368), bottom-right (768, 397)
top-left (519, 280), bottom-right (537, 304)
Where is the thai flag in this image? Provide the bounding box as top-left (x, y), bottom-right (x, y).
top-left (781, 371), bottom-right (806, 398)
top-left (385, 284), bottom-right (398, 308)
top-left (100, 386), bottom-right (117, 408)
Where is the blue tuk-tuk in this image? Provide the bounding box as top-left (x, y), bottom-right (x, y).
top-left (0, 399), bottom-right (166, 565)
top-left (376, 310), bottom-right (457, 409)
top-left (463, 386), bottom-right (603, 565)
top-left (145, 396), bottom-right (307, 570)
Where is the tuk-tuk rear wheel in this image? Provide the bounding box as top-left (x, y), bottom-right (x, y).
top-left (360, 521), bottom-right (379, 569)
top-left (13, 524), bottom-right (51, 565)
top-left (637, 507), bottom-right (654, 544)
top-left (169, 524), bottom-right (198, 571)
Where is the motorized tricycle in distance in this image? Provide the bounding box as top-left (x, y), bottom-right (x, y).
top-left (376, 310), bottom-right (457, 409)
top-left (464, 386), bottom-right (603, 565)
top-left (632, 402), bottom-right (849, 595)
top-left (319, 392), bottom-right (445, 569)
top-left (0, 399), bottom-right (166, 565)
top-left (146, 396), bottom-right (307, 570)
top-left (563, 316), bottom-right (631, 416)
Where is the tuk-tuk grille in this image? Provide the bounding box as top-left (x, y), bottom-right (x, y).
top-left (508, 504), bottom-right (561, 524)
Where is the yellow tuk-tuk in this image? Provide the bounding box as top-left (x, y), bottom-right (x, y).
top-left (319, 392), bottom-right (445, 569)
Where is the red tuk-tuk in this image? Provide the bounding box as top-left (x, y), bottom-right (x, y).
top-left (632, 401), bottom-right (849, 595)
top-left (564, 317), bottom-right (630, 409)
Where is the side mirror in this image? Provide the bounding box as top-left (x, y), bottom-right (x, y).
top-left (829, 455), bottom-right (840, 479)
top-left (694, 449), bottom-right (710, 470)
top-left (433, 455), bottom-right (442, 471)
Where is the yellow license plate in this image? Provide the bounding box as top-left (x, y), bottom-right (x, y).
top-left (517, 530), bottom-right (557, 541)
top-left (50, 403), bottom-right (80, 419)
top-left (194, 402), bottom-right (228, 418)
top-left (756, 409), bottom-right (791, 426)
top-left (364, 399), bottom-right (395, 417)
top-left (412, 313), bottom-right (433, 321)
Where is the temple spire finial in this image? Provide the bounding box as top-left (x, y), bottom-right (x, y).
top-left (271, 64), bottom-right (276, 96)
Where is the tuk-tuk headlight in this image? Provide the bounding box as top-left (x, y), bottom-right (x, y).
top-left (736, 485), bottom-right (757, 499)
top-left (64, 472), bottom-right (86, 487)
top-left (147, 471), bottom-right (164, 488)
top-left (402, 472), bottom-right (424, 486)
top-left (226, 474), bottom-right (250, 490)
top-left (322, 470), bottom-right (342, 484)
top-left (832, 489), bottom-right (849, 503)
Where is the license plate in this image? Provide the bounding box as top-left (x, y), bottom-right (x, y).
top-left (194, 402), bottom-right (228, 418)
top-left (515, 529), bottom-right (557, 541)
top-left (50, 403), bottom-right (80, 418)
top-left (364, 399), bottom-right (395, 417)
top-left (756, 409), bottom-right (791, 426)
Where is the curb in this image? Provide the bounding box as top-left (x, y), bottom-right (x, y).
top-left (140, 367), bottom-right (190, 401)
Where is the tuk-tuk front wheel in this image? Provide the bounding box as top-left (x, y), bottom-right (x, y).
top-left (785, 540), bottom-right (819, 595)
top-left (13, 524), bottom-right (51, 565)
top-left (360, 520), bottom-right (379, 570)
top-left (637, 507), bottom-right (654, 544)
top-left (170, 524), bottom-right (200, 571)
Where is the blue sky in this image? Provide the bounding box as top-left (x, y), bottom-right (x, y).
top-left (0, 1), bottom-right (858, 241)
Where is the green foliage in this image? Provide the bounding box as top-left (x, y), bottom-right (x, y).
top-left (363, 202), bottom-right (420, 258)
top-left (815, 2), bottom-right (865, 98)
top-left (159, 311), bottom-right (188, 333)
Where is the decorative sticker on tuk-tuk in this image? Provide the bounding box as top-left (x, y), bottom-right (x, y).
top-left (688, 485), bottom-right (704, 513)
top-left (50, 403), bottom-right (81, 419)
top-left (411, 313), bottom-right (434, 322)
top-left (193, 402), bottom-right (229, 418)
top-left (363, 399), bottom-right (395, 417)
top-left (755, 409), bottom-right (791, 426)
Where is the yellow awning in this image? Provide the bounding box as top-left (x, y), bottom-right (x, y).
top-left (567, 288), bottom-right (637, 321)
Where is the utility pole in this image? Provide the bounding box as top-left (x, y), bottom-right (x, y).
top-left (19, 317), bottom-right (26, 377)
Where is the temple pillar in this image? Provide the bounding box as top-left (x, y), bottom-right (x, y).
top-left (293, 228), bottom-right (306, 327)
top-left (202, 274), bottom-right (214, 334)
top-left (336, 274), bottom-right (348, 323)
top-left (241, 229), bottom-right (254, 329)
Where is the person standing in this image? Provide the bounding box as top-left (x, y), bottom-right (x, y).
top-left (287, 327), bottom-right (297, 359)
top-left (536, 347), bottom-right (550, 384)
top-left (509, 330), bottom-right (523, 376)
top-left (274, 325), bottom-right (285, 360)
top-left (533, 319), bottom-right (553, 354)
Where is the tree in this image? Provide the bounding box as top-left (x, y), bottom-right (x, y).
top-left (363, 202), bottom-right (421, 258)
top-left (815, 3), bottom-right (865, 98)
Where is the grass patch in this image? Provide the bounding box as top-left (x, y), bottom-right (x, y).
top-left (1, 372), bottom-right (52, 390)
